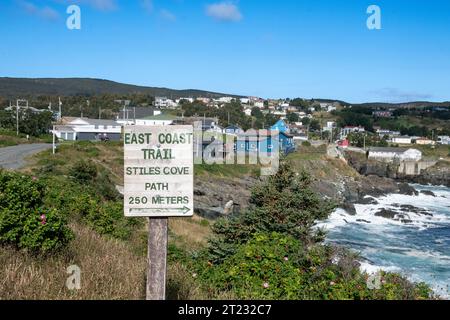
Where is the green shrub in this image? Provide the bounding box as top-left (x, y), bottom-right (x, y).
top-left (196, 232), bottom-right (432, 300)
top-left (0, 171), bottom-right (73, 253)
top-left (301, 141), bottom-right (312, 147)
top-left (209, 162), bottom-right (334, 263)
top-left (69, 160), bottom-right (97, 183)
top-left (84, 200), bottom-right (141, 240)
top-left (198, 232), bottom-right (305, 299)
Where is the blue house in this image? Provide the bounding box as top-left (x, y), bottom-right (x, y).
top-left (270, 119), bottom-right (290, 134)
top-left (235, 130), bottom-right (295, 155)
top-left (224, 125), bottom-right (244, 135)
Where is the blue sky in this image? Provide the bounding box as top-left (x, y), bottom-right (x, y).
top-left (1, 0), bottom-right (450, 103)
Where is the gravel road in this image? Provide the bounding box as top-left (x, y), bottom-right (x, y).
top-left (0, 144), bottom-right (53, 170)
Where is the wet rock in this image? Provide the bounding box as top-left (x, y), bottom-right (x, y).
top-left (341, 201), bottom-right (357, 215)
top-left (357, 219), bottom-right (371, 224)
top-left (398, 204), bottom-right (433, 216)
top-left (397, 183), bottom-right (419, 196)
top-left (375, 209), bottom-right (397, 219)
top-left (420, 190), bottom-right (436, 197)
top-left (359, 197), bottom-right (379, 205)
top-left (195, 206), bottom-right (224, 220)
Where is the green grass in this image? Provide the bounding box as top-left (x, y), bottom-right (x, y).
top-left (0, 129), bottom-right (53, 147)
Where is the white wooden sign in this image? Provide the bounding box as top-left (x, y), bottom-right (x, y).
top-left (124, 125), bottom-right (194, 217)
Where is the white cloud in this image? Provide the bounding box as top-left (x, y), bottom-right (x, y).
top-left (206, 2), bottom-right (242, 22)
top-left (160, 9), bottom-right (176, 22)
top-left (20, 1), bottom-right (60, 20)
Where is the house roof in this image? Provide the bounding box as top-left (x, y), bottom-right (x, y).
top-left (53, 125), bottom-right (75, 132)
top-left (140, 114), bottom-right (177, 121)
top-left (83, 119), bottom-right (119, 126)
top-left (225, 125), bottom-right (243, 130)
top-left (369, 147), bottom-right (413, 154)
top-left (62, 117), bottom-right (118, 126)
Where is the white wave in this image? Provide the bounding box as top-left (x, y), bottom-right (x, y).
top-left (359, 261), bottom-right (401, 274)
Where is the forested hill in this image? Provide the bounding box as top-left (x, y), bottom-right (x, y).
top-left (0, 77), bottom-right (242, 99)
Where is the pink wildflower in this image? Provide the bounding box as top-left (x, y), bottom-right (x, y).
top-left (263, 282), bottom-right (269, 289)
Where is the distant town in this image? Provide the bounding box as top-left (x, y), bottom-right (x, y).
top-left (1, 94), bottom-right (449, 165)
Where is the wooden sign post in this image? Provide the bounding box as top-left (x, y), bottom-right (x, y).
top-left (124, 126), bottom-right (194, 300)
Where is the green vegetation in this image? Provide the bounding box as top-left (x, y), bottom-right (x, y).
top-left (0, 128), bottom-right (52, 147)
top-left (0, 109), bottom-right (53, 137)
top-left (0, 171), bottom-right (73, 253)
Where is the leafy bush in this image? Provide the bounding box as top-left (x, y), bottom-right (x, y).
top-left (84, 201), bottom-right (140, 240)
top-left (196, 232), bottom-right (432, 300)
top-left (301, 141), bottom-right (311, 147)
top-left (0, 171), bottom-right (73, 253)
top-left (69, 160), bottom-right (98, 183)
top-left (40, 176), bottom-right (137, 241)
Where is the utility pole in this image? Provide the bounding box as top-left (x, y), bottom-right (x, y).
top-left (58, 97), bottom-right (62, 122)
top-left (16, 100), bottom-right (19, 136)
top-left (15, 99), bottom-right (28, 136)
top-left (52, 125), bottom-right (56, 155)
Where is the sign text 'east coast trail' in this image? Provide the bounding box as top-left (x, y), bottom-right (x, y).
top-left (124, 125), bottom-right (194, 218)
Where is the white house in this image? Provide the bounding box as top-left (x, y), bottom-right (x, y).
top-left (240, 98), bottom-right (250, 105)
top-left (377, 129), bottom-right (401, 137)
top-left (217, 97), bottom-right (234, 104)
top-left (244, 108), bottom-right (253, 116)
top-left (368, 147), bottom-right (422, 162)
top-left (176, 97), bottom-right (194, 104)
top-left (415, 138), bottom-right (436, 146)
top-left (438, 136), bottom-right (450, 145)
top-left (53, 118), bottom-right (121, 141)
top-left (154, 97), bottom-right (178, 108)
top-left (254, 101), bottom-right (265, 109)
top-left (392, 136), bottom-right (413, 144)
top-left (341, 126), bottom-right (365, 138)
top-left (196, 97), bottom-right (211, 104)
top-left (319, 103), bottom-right (336, 112)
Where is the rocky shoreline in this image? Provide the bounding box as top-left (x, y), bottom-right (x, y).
top-left (345, 152), bottom-right (450, 187)
top-left (193, 154), bottom-right (449, 223)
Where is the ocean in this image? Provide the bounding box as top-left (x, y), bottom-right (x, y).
top-left (316, 184), bottom-right (450, 298)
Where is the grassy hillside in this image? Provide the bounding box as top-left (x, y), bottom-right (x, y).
top-left (0, 77), bottom-right (243, 99)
